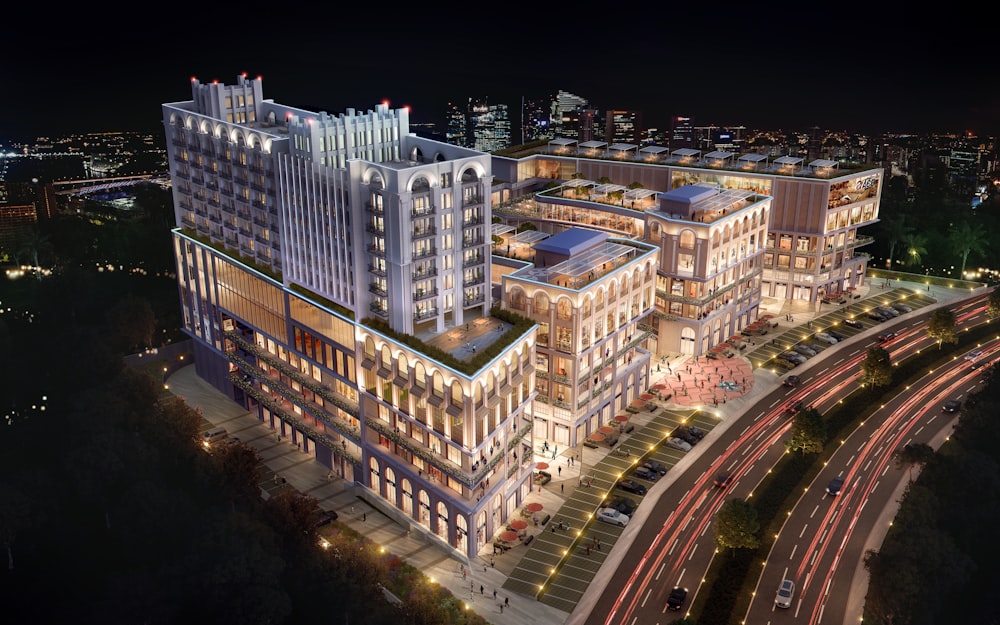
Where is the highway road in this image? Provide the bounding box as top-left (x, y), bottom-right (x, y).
top-left (581, 289), bottom-right (993, 625)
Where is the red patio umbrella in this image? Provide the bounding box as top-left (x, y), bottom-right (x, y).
top-left (613, 414), bottom-right (629, 423)
top-left (640, 393), bottom-right (654, 400)
top-left (761, 313), bottom-right (775, 320)
top-left (535, 461), bottom-right (549, 471)
top-left (729, 335), bottom-right (743, 343)
top-left (525, 502), bottom-right (544, 512)
top-left (589, 432), bottom-right (606, 442)
top-left (510, 519), bottom-right (528, 531)
top-left (499, 530), bottom-right (519, 542)
top-left (717, 342), bottom-right (730, 348)
top-left (598, 425), bottom-right (615, 434)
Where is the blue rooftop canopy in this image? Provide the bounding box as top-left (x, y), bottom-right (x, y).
top-left (533, 227), bottom-right (608, 257)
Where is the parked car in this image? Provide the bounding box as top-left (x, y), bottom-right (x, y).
top-left (667, 586), bottom-right (688, 611)
top-left (773, 358), bottom-right (797, 370)
top-left (642, 459), bottom-right (668, 475)
top-left (821, 295), bottom-right (846, 304)
top-left (843, 318), bottom-right (863, 329)
top-left (672, 426), bottom-right (699, 446)
top-left (618, 479), bottom-right (647, 496)
top-left (775, 579), bottom-right (795, 608)
top-left (665, 437), bottom-right (692, 452)
top-left (942, 399), bottom-right (961, 413)
top-left (793, 344), bottom-right (818, 357)
top-left (633, 466), bottom-right (659, 482)
top-left (783, 374), bottom-right (801, 387)
top-left (877, 332), bottom-right (897, 343)
top-left (877, 305), bottom-right (899, 318)
top-left (596, 507), bottom-right (630, 527)
top-left (892, 303), bottom-right (913, 314)
top-left (781, 351), bottom-right (807, 364)
top-left (814, 332), bottom-right (838, 344)
top-left (827, 329), bottom-right (847, 341)
top-left (826, 475), bottom-right (845, 496)
top-left (603, 495), bottom-right (638, 516)
top-left (867, 310), bottom-right (888, 322)
top-left (713, 472), bottom-right (734, 488)
top-left (686, 426), bottom-right (707, 440)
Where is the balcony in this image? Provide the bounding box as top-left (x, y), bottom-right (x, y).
top-left (462, 216), bottom-right (484, 227)
top-left (462, 237), bottom-right (485, 249)
top-left (369, 245), bottom-right (386, 257)
top-left (366, 201), bottom-right (384, 215)
top-left (369, 264), bottom-right (387, 277)
top-left (414, 307), bottom-right (438, 321)
top-left (411, 267), bottom-right (437, 280)
top-left (412, 247), bottom-right (437, 260)
top-left (365, 222), bottom-right (385, 235)
top-left (368, 283), bottom-right (388, 296)
top-left (411, 205), bottom-right (435, 217)
top-left (463, 274), bottom-right (485, 287)
top-left (369, 302), bottom-right (388, 318)
top-left (463, 255), bottom-right (484, 268)
top-left (412, 225), bottom-right (437, 240)
top-left (414, 287), bottom-right (438, 302)
top-left (463, 293), bottom-right (486, 306)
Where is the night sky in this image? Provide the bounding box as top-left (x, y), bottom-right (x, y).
top-left (4, 5), bottom-right (997, 143)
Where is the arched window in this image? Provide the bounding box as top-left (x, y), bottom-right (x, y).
top-left (680, 230), bottom-right (696, 248)
top-left (534, 292), bottom-right (550, 315)
top-left (509, 287), bottom-right (526, 310)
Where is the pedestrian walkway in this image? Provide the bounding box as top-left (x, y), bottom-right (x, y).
top-left (164, 275), bottom-right (983, 625)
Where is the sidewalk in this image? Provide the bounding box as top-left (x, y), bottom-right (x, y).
top-left (165, 276), bottom-right (980, 625)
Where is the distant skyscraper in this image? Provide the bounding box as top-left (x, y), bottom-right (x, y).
top-left (605, 110), bottom-right (642, 144)
top-left (670, 116), bottom-right (694, 150)
top-left (445, 99), bottom-right (510, 152)
top-left (521, 96), bottom-right (553, 143)
top-left (552, 90), bottom-right (589, 138)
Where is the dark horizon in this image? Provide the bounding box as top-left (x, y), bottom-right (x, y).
top-left (4, 6), bottom-right (998, 143)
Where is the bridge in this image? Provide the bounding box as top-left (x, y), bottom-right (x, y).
top-left (52, 174), bottom-right (168, 196)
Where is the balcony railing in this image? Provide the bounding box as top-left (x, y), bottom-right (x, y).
top-left (414, 307), bottom-right (438, 321)
top-left (414, 288), bottom-right (438, 302)
top-left (412, 226), bottom-right (437, 240)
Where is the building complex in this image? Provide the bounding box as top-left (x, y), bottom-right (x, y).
top-left (161, 76), bottom-right (883, 560)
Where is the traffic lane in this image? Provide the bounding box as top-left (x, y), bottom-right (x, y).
top-left (745, 355), bottom-right (976, 624)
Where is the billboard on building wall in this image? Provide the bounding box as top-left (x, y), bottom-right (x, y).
top-left (827, 173), bottom-right (880, 210)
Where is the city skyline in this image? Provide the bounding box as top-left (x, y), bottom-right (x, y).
top-left (4, 6), bottom-right (998, 143)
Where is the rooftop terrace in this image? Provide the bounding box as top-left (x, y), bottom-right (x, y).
top-left (494, 139), bottom-right (873, 179)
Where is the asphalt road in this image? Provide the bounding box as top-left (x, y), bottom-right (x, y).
top-left (577, 288), bottom-right (992, 625)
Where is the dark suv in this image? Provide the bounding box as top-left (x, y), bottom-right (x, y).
top-left (604, 495), bottom-right (638, 516)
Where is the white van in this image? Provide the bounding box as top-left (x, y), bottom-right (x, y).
top-left (201, 426), bottom-right (228, 447)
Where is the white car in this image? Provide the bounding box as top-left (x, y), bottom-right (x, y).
top-left (775, 579), bottom-right (795, 608)
top-left (596, 507), bottom-right (630, 527)
top-left (665, 437), bottom-right (692, 452)
top-left (964, 350), bottom-right (983, 362)
top-left (813, 332), bottom-right (838, 344)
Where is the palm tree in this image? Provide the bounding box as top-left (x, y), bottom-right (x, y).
top-left (880, 214), bottom-right (913, 269)
top-left (901, 232), bottom-right (928, 268)
top-left (947, 221), bottom-right (989, 278)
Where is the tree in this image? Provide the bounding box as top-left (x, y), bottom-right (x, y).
top-left (784, 407), bottom-right (826, 454)
top-left (926, 307), bottom-right (958, 347)
top-left (880, 214), bottom-right (913, 269)
top-left (892, 442), bottom-right (935, 482)
top-left (901, 232), bottom-right (928, 268)
top-left (947, 220), bottom-right (989, 278)
top-left (106, 294), bottom-right (157, 351)
top-left (714, 498), bottom-right (760, 552)
top-left (986, 287), bottom-right (1000, 320)
top-left (860, 345), bottom-right (893, 388)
